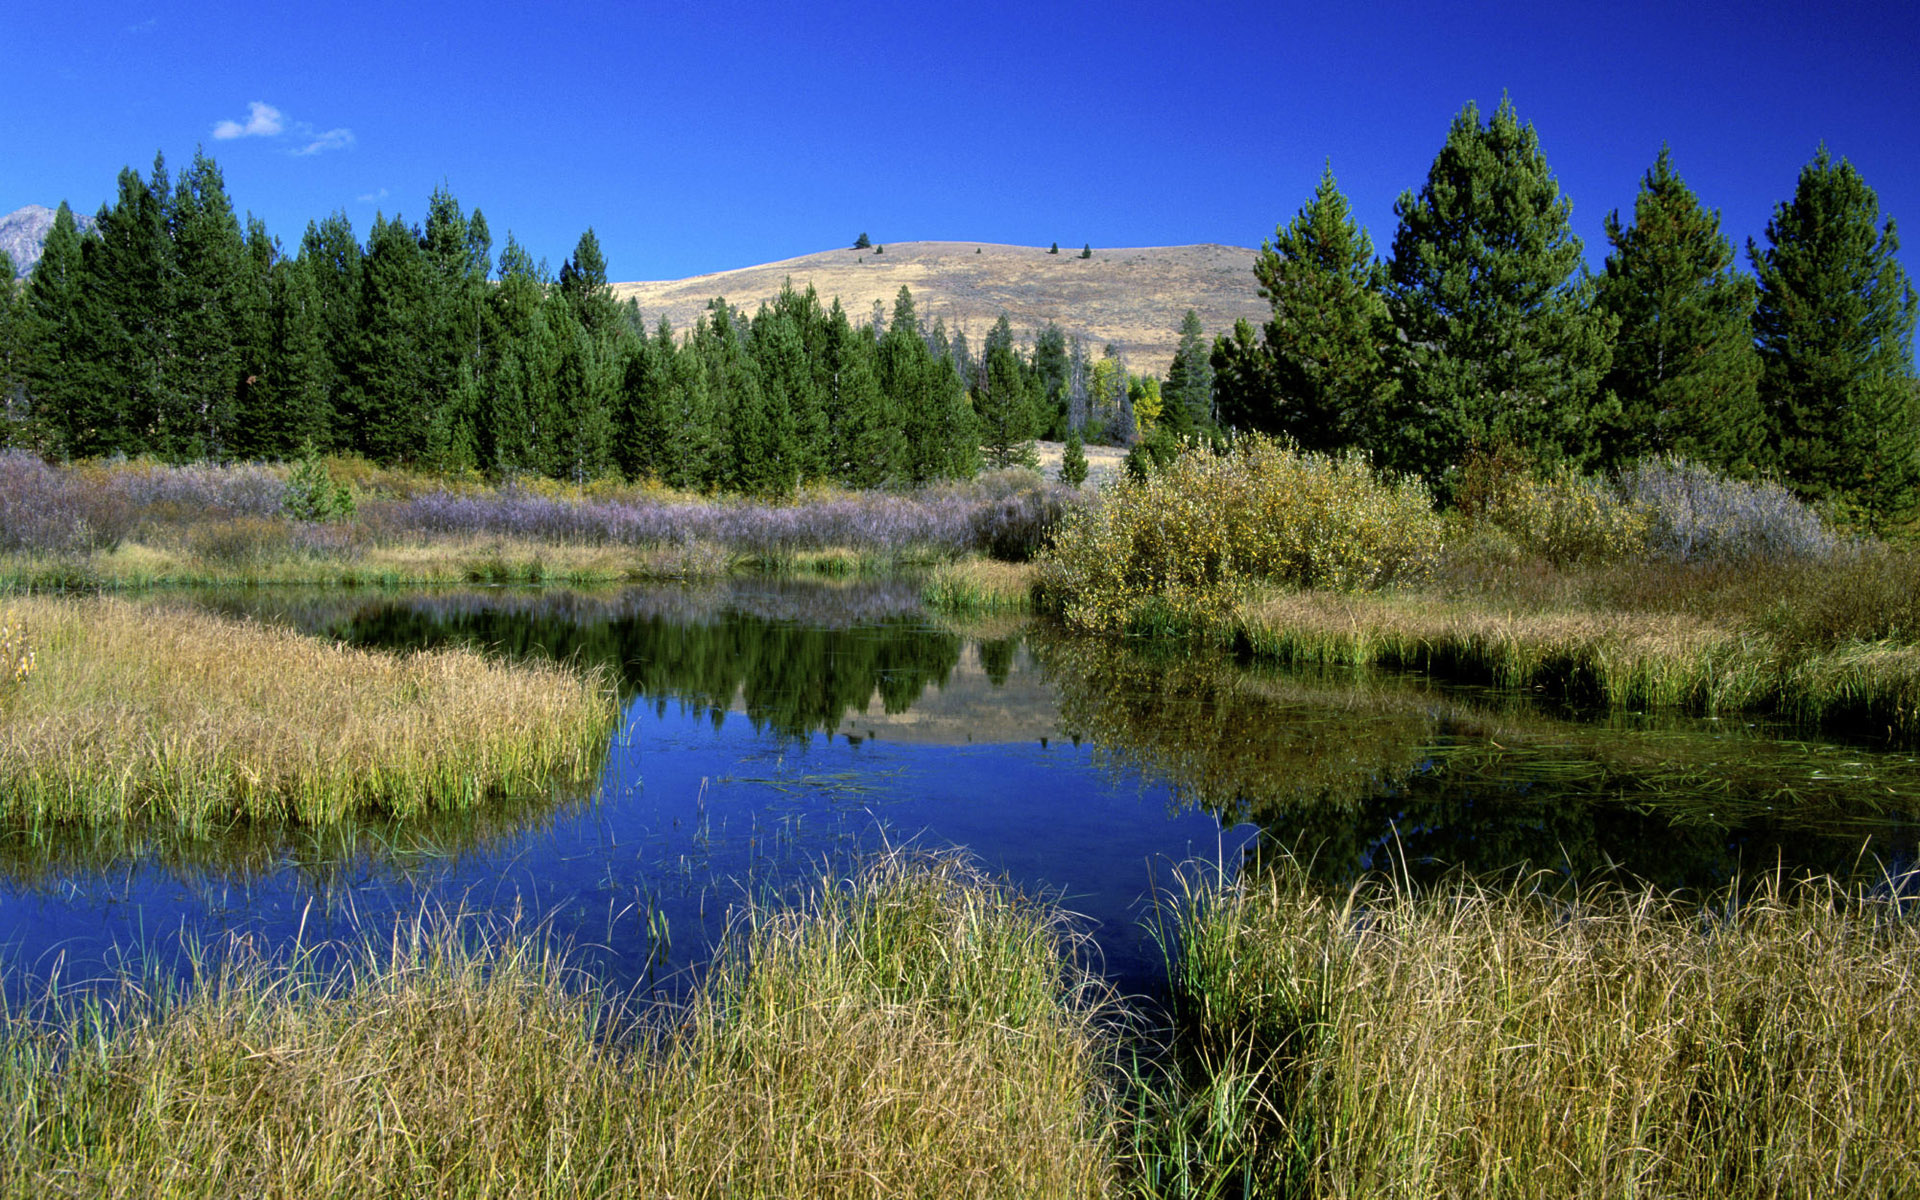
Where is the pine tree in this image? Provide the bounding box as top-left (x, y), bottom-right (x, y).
top-left (1255, 163), bottom-right (1393, 453)
top-left (1161, 309), bottom-right (1216, 436)
top-left (68, 158), bottom-right (174, 458)
top-left (830, 298), bottom-right (900, 486)
top-left (1210, 319), bottom-right (1276, 436)
top-left (16, 204), bottom-right (85, 455)
top-left (1596, 148), bottom-right (1765, 474)
top-left (347, 212), bottom-right (436, 463)
top-left (1031, 322), bottom-right (1070, 436)
top-left (163, 149), bottom-right (252, 458)
top-left (977, 314), bottom-right (1040, 468)
top-left (1059, 428), bottom-right (1089, 487)
top-left (0, 251), bottom-right (20, 444)
top-left (1386, 97), bottom-right (1615, 487)
top-left (298, 213), bottom-right (362, 453)
top-left (1751, 147), bottom-right (1920, 532)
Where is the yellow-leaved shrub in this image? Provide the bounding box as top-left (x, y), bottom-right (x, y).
top-left (1037, 437), bottom-right (1443, 634)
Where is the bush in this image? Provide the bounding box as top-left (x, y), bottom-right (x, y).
top-left (282, 445), bottom-right (356, 523)
top-left (1039, 437), bottom-right (1443, 634)
top-left (1621, 457), bottom-right (1835, 564)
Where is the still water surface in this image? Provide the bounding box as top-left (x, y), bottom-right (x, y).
top-left (5, 579), bottom-right (1917, 1003)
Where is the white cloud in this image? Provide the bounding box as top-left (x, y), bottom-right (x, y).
top-left (209, 102), bottom-right (354, 156)
top-left (293, 128), bottom-right (356, 156)
top-left (213, 101), bottom-right (284, 140)
top-left (356, 188), bottom-right (390, 205)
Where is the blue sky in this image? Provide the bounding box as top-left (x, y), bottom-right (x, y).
top-left (7, 1), bottom-right (1918, 292)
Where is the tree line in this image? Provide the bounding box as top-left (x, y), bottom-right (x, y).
top-left (0, 150), bottom-right (1159, 495)
top-left (2, 97), bottom-right (1914, 524)
top-left (1212, 97), bottom-right (1919, 532)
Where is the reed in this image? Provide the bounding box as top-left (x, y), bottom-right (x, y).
top-left (0, 852), bottom-right (1117, 1199)
top-left (923, 558), bottom-right (1039, 612)
top-left (0, 596), bottom-right (616, 831)
top-left (1138, 861), bottom-right (1920, 1198)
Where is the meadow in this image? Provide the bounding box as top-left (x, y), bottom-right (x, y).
top-left (0, 450), bottom-right (1068, 590)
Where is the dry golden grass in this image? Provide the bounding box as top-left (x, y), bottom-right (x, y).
top-left (1152, 863), bottom-right (1920, 1198)
top-left (0, 595), bottom-right (616, 830)
top-left (611, 240), bottom-right (1268, 377)
top-left (1, 853), bottom-right (1117, 1200)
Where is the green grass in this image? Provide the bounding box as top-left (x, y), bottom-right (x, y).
top-left (0, 851), bottom-right (1117, 1200)
top-left (0, 595), bottom-right (617, 832)
top-left (1135, 860), bottom-right (1920, 1198)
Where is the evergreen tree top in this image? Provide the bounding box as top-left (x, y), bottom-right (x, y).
top-left (1258, 161), bottom-right (1380, 299)
top-left (1751, 145), bottom-right (1917, 373)
top-left (1389, 95), bottom-right (1586, 318)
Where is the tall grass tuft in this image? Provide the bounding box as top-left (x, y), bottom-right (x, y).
top-left (0, 596), bottom-right (616, 831)
top-left (1137, 860), bottom-right (1920, 1198)
top-left (1, 852), bottom-right (1118, 1199)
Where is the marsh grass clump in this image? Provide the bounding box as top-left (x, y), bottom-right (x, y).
top-left (1, 853), bottom-right (1118, 1199)
top-left (1138, 861), bottom-right (1920, 1199)
top-left (1039, 437), bottom-right (1443, 635)
top-left (923, 558), bottom-right (1038, 612)
top-left (0, 596), bottom-right (615, 831)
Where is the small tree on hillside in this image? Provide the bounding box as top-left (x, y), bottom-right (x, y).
top-left (853, 232), bottom-right (871, 249)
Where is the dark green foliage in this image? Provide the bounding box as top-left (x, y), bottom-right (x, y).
top-left (1385, 98), bottom-right (1615, 489)
top-left (163, 150), bottom-right (253, 458)
top-left (1050, 242), bottom-right (1059, 254)
top-left (1160, 310), bottom-right (1215, 436)
top-left (345, 213), bottom-right (437, 463)
top-left (1210, 319), bottom-right (1277, 437)
top-left (1596, 148), bottom-right (1765, 475)
top-left (1123, 425), bottom-right (1181, 481)
top-left (246, 237), bottom-right (335, 458)
top-left (0, 250), bottom-right (20, 444)
top-left (1751, 147), bottom-right (1920, 534)
top-left (1060, 429), bottom-right (1089, 487)
top-left (14, 203), bottom-right (85, 455)
top-left (1031, 322), bottom-right (1070, 436)
top-left (1079, 244), bottom-right (1092, 259)
top-left (879, 287), bottom-right (976, 484)
top-left (67, 158), bottom-right (174, 459)
top-left (823, 299), bottom-right (896, 487)
top-left (1252, 164), bottom-right (1393, 453)
top-left (853, 232), bottom-right (871, 250)
top-left (977, 315), bottom-right (1041, 469)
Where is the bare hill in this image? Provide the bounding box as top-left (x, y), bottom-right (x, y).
top-left (612, 241), bottom-right (1268, 377)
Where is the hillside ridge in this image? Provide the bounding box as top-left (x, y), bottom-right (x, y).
top-left (613, 240), bottom-right (1269, 376)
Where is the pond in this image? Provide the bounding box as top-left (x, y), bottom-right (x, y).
top-left (5, 578), bottom-right (1918, 1004)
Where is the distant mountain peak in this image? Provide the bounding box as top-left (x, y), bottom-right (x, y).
top-left (1, 205), bottom-right (95, 278)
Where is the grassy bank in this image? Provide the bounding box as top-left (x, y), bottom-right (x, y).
top-left (5, 851), bottom-right (1912, 1197)
top-left (1141, 862), bottom-right (1920, 1198)
top-left (1034, 439), bottom-right (1920, 743)
top-left (0, 595), bottom-right (616, 831)
top-left (0, 853), bottom-right (1114, 1199)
